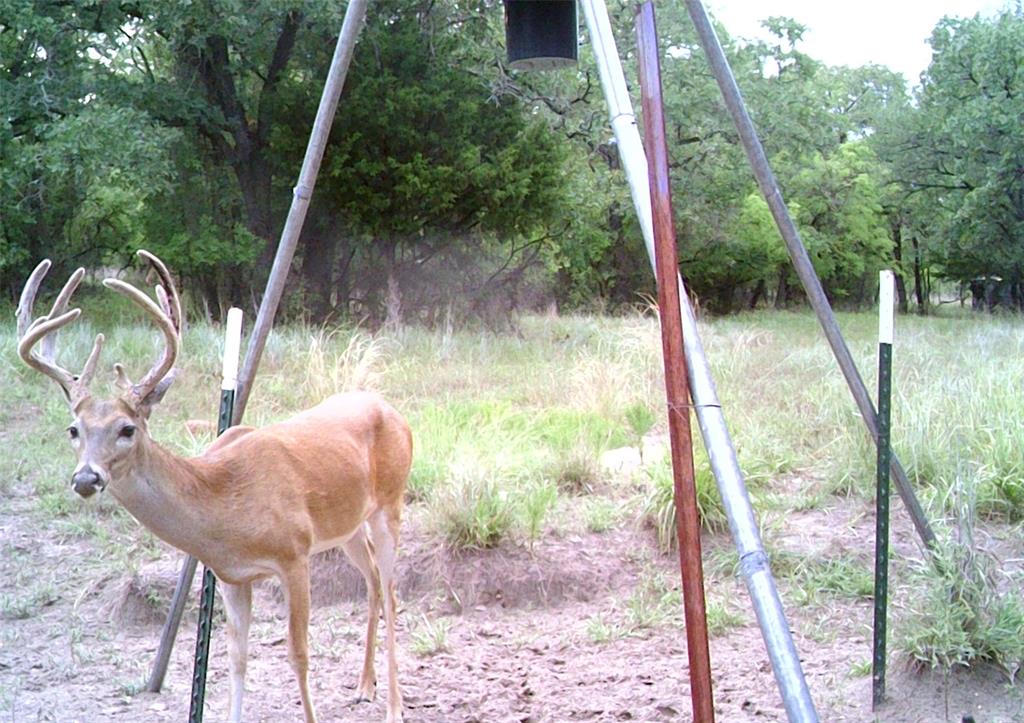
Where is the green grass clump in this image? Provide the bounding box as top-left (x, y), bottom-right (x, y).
top-left (426, 462), bottom-right (561, 550)
top-left (898, 481), bottom-right (1024, 681)
top-left (428, 468), bottom-right (514, 549)
top-left (409, 614), bottom-right (453, 656)
top-left (581, 497), bottom-right (627, 533)
top-left (547, 442), bottom-right (604, 495)
top-left (585, 569), bottom-right (682, 643)
top-left (641, 446), bottom-right (727, 551)
top-left (705, 595), bottom-right (747, 636)
top-left (772, 553), bottom-right (874, 607)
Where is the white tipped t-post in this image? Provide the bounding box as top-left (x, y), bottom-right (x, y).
top-left (873, 271), bottom-right (895, 708)
top-left (222, 307), bottom-right (243, 393)
top-left (190, 307), bottom-right (244, 722)
top-left (879, 271), bottom-right (895, 345)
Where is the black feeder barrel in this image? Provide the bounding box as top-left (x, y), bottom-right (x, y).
top-left (505, 0), bottom-right (578, 71)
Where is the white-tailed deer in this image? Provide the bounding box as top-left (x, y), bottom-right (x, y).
top-left (17, 251), bottom-right (412, 723)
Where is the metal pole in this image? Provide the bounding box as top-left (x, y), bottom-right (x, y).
top-left (146, 1), bottom-right (370, 691)
top-left (872, 272), bottom-right (894, 708)
top-left (146, 555), bottom-right (197, 692)
top-left (189, 308), bottom-right (243, 722)
top-left (233, 0), bottom-right (369, 423)
top-left (580, 0), bottom-right (819, 720)
top-left (189, 566), bottom-right (219, 722)
top-left (636, 5), bottom-right (715, 720)
top-left (681, 0), bottom-right (936, 551)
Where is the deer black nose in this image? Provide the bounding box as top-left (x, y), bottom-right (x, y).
top-left (71, 468), bottom-right (105, 497)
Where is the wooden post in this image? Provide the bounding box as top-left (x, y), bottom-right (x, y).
top-left (636, 4), bottom-right (715, 721)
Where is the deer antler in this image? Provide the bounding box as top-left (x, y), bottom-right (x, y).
top-left (103, 250), bottom-right (181, 406)
top-left (17, 260), bottom-right (104, 405)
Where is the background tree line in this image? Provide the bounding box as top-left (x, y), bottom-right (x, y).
top-left (2, 0), bottom-right (1022, 321)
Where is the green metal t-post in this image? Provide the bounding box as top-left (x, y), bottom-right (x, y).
top-left (873, 271), bottom-right (895, 708)
top-left (189, 308), bottom-right (243, 723)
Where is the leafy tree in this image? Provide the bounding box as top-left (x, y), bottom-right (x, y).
top-left (3, 0), bottom-right (570, 321)
top-left (271, 1), bottom-right (569, 323)
top-left (0, 0), bottom-right (175, 295)
top-left (882, 9), bottom-right (1024, 310)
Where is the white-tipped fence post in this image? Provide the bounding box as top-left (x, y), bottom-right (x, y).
top-left (873, 271), bottom-right (895, 708)
top-left (189, 307), bottom-right (244, 722)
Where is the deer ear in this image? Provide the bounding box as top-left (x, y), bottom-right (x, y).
top-left (135, 370), bottom-right (177, 418)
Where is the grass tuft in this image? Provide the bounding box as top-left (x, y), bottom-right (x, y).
top-left (898, 475), bottom-right (1024, 681)
top-left (428, 467), bottom-right (514, 549)
top-left (409, 614), bottom-right (453, 656)
top-left (641, 447), bottom-right (727, 552)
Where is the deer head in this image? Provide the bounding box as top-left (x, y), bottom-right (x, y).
top-left (17, 251), bottom-right (182, 498)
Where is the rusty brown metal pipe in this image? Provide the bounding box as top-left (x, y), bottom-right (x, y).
top-left (636, 4), bottom-right (715, 721)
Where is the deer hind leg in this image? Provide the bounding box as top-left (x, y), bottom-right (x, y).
top-left (368, 508), bottom-right (404, 723)
top-left (220, 581), bottom-right (253, 723)
top-left (341, 526), bottom-right (382, 702)
top-left (281, 559), bottom-right (318, 723)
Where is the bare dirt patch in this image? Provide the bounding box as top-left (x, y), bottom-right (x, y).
top-left (2, 495), bottom-right (1022, 722)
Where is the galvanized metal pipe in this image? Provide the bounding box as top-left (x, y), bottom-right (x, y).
top-left (146, 555), bottom-right (197, 692)
top-left (233, 0), bottom-right (369, 422)
top-left (636, 5), bottom-right (715, 720)
top-left (580, 0), bottom-right (819, 720)
top-left (681, 0), bottom-right (935, 551)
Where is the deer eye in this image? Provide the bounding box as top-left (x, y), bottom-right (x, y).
top-left (119, 425), bottom-right (137, 440)
top-left (67, 426), bottom-right (79, 440)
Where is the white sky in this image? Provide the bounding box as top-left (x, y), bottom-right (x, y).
top-left (705, 0), bottom-right (1010, 86)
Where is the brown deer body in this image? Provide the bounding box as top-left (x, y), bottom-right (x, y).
top-left (18, 252), bottom-right (411, 723)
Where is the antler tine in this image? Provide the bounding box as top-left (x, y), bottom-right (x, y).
top-left (17, 309), bottom-right (82, 397)
top-left (78, 332), bottom-right (106, 392)
top-left (42, 266), bottom-right (85, 362)
top-left (16, 262), bottom-right (98, 403)
top-left (16, 259), bottom-right (52, 339)
top-left (137, 249), bottom-right (182, 335)
top-left (103, 275), bottom-right (179, 405)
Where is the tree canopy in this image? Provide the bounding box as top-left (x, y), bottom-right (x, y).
top-left (879, 9), bottom-right (1024, 310)
top-left (3, 1), bottom-right (1022, 318)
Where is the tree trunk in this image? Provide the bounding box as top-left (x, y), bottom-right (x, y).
top-left (910, 235), bottom-right (927, 314)
top-left (382, 242), bottom-right (402, 329)
top-left (749, 278), bottom-right (766, 310)
top-left (234, 155), bottom-right (277, 261)
top-left (175, 11), bottom-right (302, 296)
top-left (299, 209), bottom-right (339, 324)
top-left (774, 269), bottom-right (789, 309)
top-left (891, 217), bottom-right (909, 313)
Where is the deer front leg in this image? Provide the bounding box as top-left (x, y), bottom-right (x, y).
top-left (281, 560), bottom-right (317, 723)
top-left (342, 529), bottom-right (382, 703)
top-left (219, 581), bottom-right (253, 723)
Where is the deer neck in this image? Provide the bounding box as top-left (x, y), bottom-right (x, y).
top-left (106, 437), bottom-right (215, 558)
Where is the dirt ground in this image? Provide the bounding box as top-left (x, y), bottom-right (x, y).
top-left (2, 482), bottom-right (1022, 722)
